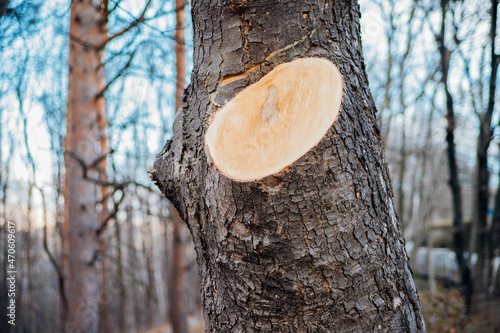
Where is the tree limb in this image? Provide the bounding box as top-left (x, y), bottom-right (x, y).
top-left (97, 0), bottom-right (152, 48)
top-left (96, 187), bottom-right (125, 236)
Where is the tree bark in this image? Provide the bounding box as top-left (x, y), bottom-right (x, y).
top-left (64, 1), bottom-right (107, 331)
top-left (152, 1), bottom-right (425, 331)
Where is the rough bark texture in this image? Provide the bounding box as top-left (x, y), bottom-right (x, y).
top-left (152, 0), bottom-right (425, 331)
top-left (64, 1), bottom-right (107, 332)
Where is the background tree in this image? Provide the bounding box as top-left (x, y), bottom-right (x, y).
top-left (436, 0), bottom-right (474, 311)
top-left (64, 1), bottom-right (109, 331)
top-left (4, 0), bottom-right (500, 331)
top-left (0, 0), bottom-right (201, 332)
top-left (473, 0), bottom-right (499, 308)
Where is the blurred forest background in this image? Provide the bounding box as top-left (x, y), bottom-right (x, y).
top-left (0, 0), bottom-right (500, 332)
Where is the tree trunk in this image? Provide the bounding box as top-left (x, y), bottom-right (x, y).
top-left (98, 229), bottom-right (116, 333)
top-left (64, 1), bottom-right (107, 331)
top-left (114, 218), bottom-right (126, 332)
top-left (98, 158), bottom-right (115, 333)
top-left (475, 0), bottom-right (499, 305)
top-left (152, 1), bottom-right (425, 331)
top-left (97, 43), bottom-right (113, 332)
top-left (0, 131), bottom-right (12, 333)
top-left (437, 0), bottom-right (474, 312)
top-left (174, 0), bottom-right (187, 113)
top-left (125, 204), bottom-right (142, 331)
top-left (491, 168), bottom-right (500, 297)
top-left (493, 142), bottom-right (500, 298)
top-left (169, 208), bottom-right (189, 333)
top-left (397, 110), bottom-right (406, 224)
top-left (26, 185), bottom-right (35, 333)
top-left (143, 207), bottom-right (158, 329)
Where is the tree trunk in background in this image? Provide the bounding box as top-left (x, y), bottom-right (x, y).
top-left (126, 205), bottom-right (142, 331)
top-left (26, 185), bottom-right (35, 332)
top-left (98, 73), bottom-right (114, 333)
top-left (174, 0), bottom-right (186, 112)
top-left (114, 218), bottom-right (126, 332)
top-left (152, 0), bottom-right (425, 331)
top-left (64, 1), bottom-right (107, 331)
top-left (397, 110), bottom-right (406, 224)
top-left (475, 0), bottom-right (499, 306)
top-left (0, 131), bottom-right (13, 333)
top-left (493, 131), bottom-right (500, 298)
top-left (169, 209), bottom-right (188, 333)
top-left (491, 163), bottom-right (500, 297)
top-left (410, 107), bottom-right (434, 272)
top-left (143, 207), bottom-right (158, 328)
top-left (168, 1), bottom-right (189, 332)
top-left (438, 1), bottom-right (473, 313)
top-left (97, 14), bottom-right (113, 328)
top-left (0, 143), bottom-right (7, 333)
top-left (99, 229), bottom-right (116, 333)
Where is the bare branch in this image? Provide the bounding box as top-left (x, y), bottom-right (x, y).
top-left (96, 187), bottom-right (125, 236)
top-left (66, 150), bottom-right (158, 195)
top-left (96, 49), bottom-right (137, 99)
top-left (40, 185), bottom-right (68, 315)
top-left (107, 0), bottom-right (124, 15)
top-left (98, 0), bottom-right (152, 48)
top-left (69, 33), bottom-right (100, 49)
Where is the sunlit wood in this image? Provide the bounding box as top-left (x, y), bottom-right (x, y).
top-left (206, 57), bottom-right (344, 181)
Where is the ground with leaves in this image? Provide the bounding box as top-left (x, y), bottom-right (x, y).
top-left (418, 279), bottom-right (500, 332)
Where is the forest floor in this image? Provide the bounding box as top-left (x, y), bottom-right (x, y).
top-left (143, 280), bottom-right (500, 333)
top-left (417, 278), bottom-right (500, 332)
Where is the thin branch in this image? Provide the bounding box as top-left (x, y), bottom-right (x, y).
top-left (96, 188), bottom-right (125, 236)
top-left (66, 150), bottom-right (158, 194)
top-left (68, 33), bottom-right (100, 49)
top-left (107, 0), bottom-right (124, 15)
top-left (456, 46), bottom-right (482, 116)
top-left (40, 185), bottom-right (68, 315)
top-left (96, 49), bottom-right (137, 99)
top-left (98, 0), bottom-right (152, 48)
top-left (69, 0), bottom-right (151, 50)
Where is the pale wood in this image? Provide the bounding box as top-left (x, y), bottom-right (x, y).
top-left (205, 57), bottom-right (343, 181)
